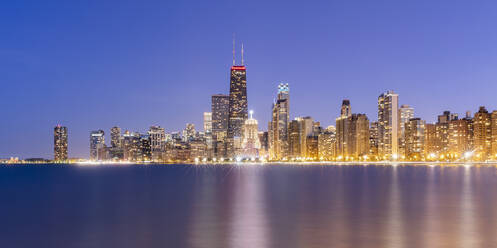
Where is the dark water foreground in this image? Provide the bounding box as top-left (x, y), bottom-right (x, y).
top-left (1, 163), bottom-right (497, 248)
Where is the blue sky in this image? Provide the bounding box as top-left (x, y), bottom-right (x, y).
top-left (1, 0), bottom-right (497, 158)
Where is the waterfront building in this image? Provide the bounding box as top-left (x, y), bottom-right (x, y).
top-left (347, 114), bottom-right (370, 159)
top-left (448, 118), bottom-right (473, 159)
top-left (148, 126), bottom-right (166, 161)
top-left (473, 106), bottom-right (491, 160)
top-left (241, 111), bottom-right (261, 158)
top-left (227, 46), bottom-right (248, 157)
top-left (110, 126), bottom-right (122, 148)
top-left (258, 131), bottom-right (269, 158)
top-left (90, 130), bottom-right (105, 161)
top-left (54, 125), bottom-right (68, 161)
top-left (306, 135), bottom-right (319, 160)
top-left (269, 83), bottom-right (290, 160)
top-left (404, 118), bottom-right (425, 160)
top-left (369, 121), bottom-right (379, 159)
top-left (211, 94), bottom-right (229, 141)
top-left (183, 123), bottom-right (196, 142)
top-left (123, 131), bottom-right (141, 161)
top-left (336, 100), bottom-right (352, 158)
top-left (399, 104), bottom-right (414, 157)
top-left (204, 112), bottom-right (212, 133)
top-left (318, 128), bottom-right (336, 160)
top-left (378, 91), bottom-right (399, 159)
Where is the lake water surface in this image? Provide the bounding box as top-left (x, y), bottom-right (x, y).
top-left (1, 163), bottom-right (497, 248)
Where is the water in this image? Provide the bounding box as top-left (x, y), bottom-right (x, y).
top-left (1, 163), bottom-right (497, 248)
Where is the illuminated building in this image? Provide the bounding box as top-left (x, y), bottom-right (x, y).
top-left (435, 111), bottom-right (458, 158)
top-left (190, 139), bottom-right (207, 160)
top-left (287, 120), bottom-right (298, 158)
top-left (473, 106), bottom-right (491, 160)
top-left (204, 112), bottom-right (212, 133)
top-left (425, 123), bottom-right (441, 158)
top-left (269, 83), bottom-right (290, 160)
top-left (258, 131), bottom-right (269, 158)
top-left (211, 94), bottom-right (229, 140)
top-left (378, 91), bottom-right (399, 159)
top-left (138, 134), bottom-right (152, 161)
top-left (404, 118), bottom-right (425, 160)
top-left (448, 118), bottom-right (473, 159)
top-left (369, 121), bottom-right (379, 158)
top-left (148, 126), bottom-right (165, 161)
top-left (123, 131), bottom-right (140, 161)
top-left (306, 136), bottom-right (319, 160)
top-left (183, 123), bottom-right (196, 142)
top-left (241, 110), bottom-right (261, 158)
top-left (491, 111), bottom-right (497, 159)
top-left (399, 104), bottom-right (414, 157)
top-left (54, 125), bottom-right (68, 161)
top-left (212, 94), bottom-right (229, 158)
top-left (227, 44), bottom-right (248, 157)
top-left (336, 100), bottom-right (351, 158)
top-left (110, 126), bottom-right (122, 148)
top-left (347, 114), bottom-right (370, 159)
top-left (90, 130), bottom-right (105, 161)
top-left (318, 127), bottom-right (336, 160)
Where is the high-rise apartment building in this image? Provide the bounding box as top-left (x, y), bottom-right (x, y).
top-left (148, 126), bottom-right (165, 161)
top-left (399, 104), bottom-right (414, 157)
top-left (269, 83), bottom-right (290, 160)
top-left (203, 112), bottom-right (212, 133)
top-left (404, 118), bottom-right (425, 160)
top-left (348, 114), bottom-right (370, 158)
top-left (473, 106), bottom-right (491, 160)
top-left (318, 127), bottom-right (336, 160)
top-left (54, 125), bottom-right (68, 161)
top-left (211, 94), bottom-right (229, 139)
top-left (448, 118), bottom-right (473, 158)
top-left (90, 130), bottom-right (105, 161)
top-left (378, 91), bottom-right (399, 159)
top-left (110, 126), bottom-right (122, 148)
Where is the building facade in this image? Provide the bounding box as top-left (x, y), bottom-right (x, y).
top-left (54, 125), bottom-right (68, 161)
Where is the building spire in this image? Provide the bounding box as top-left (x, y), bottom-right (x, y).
top-left (232, 33), bottom-right (236, 66)
top-left (241, 43), bottom-right (244, 65)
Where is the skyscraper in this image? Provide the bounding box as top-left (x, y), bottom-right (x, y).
top-left (399, 104), bottom-right (414, 157)
top-left (211, 94), bottom-right (229, 159)
top-left (54, 125), bottom-right (68, 161)
top-left (473, 106), bottom-right (491, 160)
top-left (378, 91), bottom-right (399, 159)
top-left (227, 43), bottom-right (248, 158)
top-left (241, 110), bottom-right (261, 158)
top-left (203, 112), bottom-right (212, 133)
top-left (336, 100), bottom-right (351, 158)
top-left (148, 126), bottom-right (165, 161)
top-left (90, 130), bottom-right (105, 161)
top-left (269, 83), bottom-right (290, 160)
top-left (404, 118), bottom-right (425, 160)
top-left (109, 126), bottom-right (123, 160)
top-left (110, 126), bottom-right (122, 148)
top-left (183, 123), bottom-right (196, 142)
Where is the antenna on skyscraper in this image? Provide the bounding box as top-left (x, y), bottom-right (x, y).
top-left (232, 33), bottom-right (236, 66)
top-left (241, 43), bottom-right (244, 65)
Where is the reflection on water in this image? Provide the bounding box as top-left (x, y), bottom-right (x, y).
top-left (1, 164), bottom-right (497, 248)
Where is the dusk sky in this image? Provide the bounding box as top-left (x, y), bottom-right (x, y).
top-left (2, 0), bottom-right (497, 158)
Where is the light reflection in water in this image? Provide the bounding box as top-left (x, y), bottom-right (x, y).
top-left (229, 168), bottom-right (269, 248)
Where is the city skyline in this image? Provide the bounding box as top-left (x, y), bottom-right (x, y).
top-left (3, 0), bottom-right (497, 158)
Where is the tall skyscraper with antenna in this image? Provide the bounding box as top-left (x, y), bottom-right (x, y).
top-left (227, 38), bottom-right (248, 158)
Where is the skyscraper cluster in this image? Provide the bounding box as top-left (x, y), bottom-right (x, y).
top-left (51, 44), bottom-right (497, 163)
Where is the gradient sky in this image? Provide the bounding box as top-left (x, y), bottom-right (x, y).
top-left (2, 0), bottom-right (497, 159)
